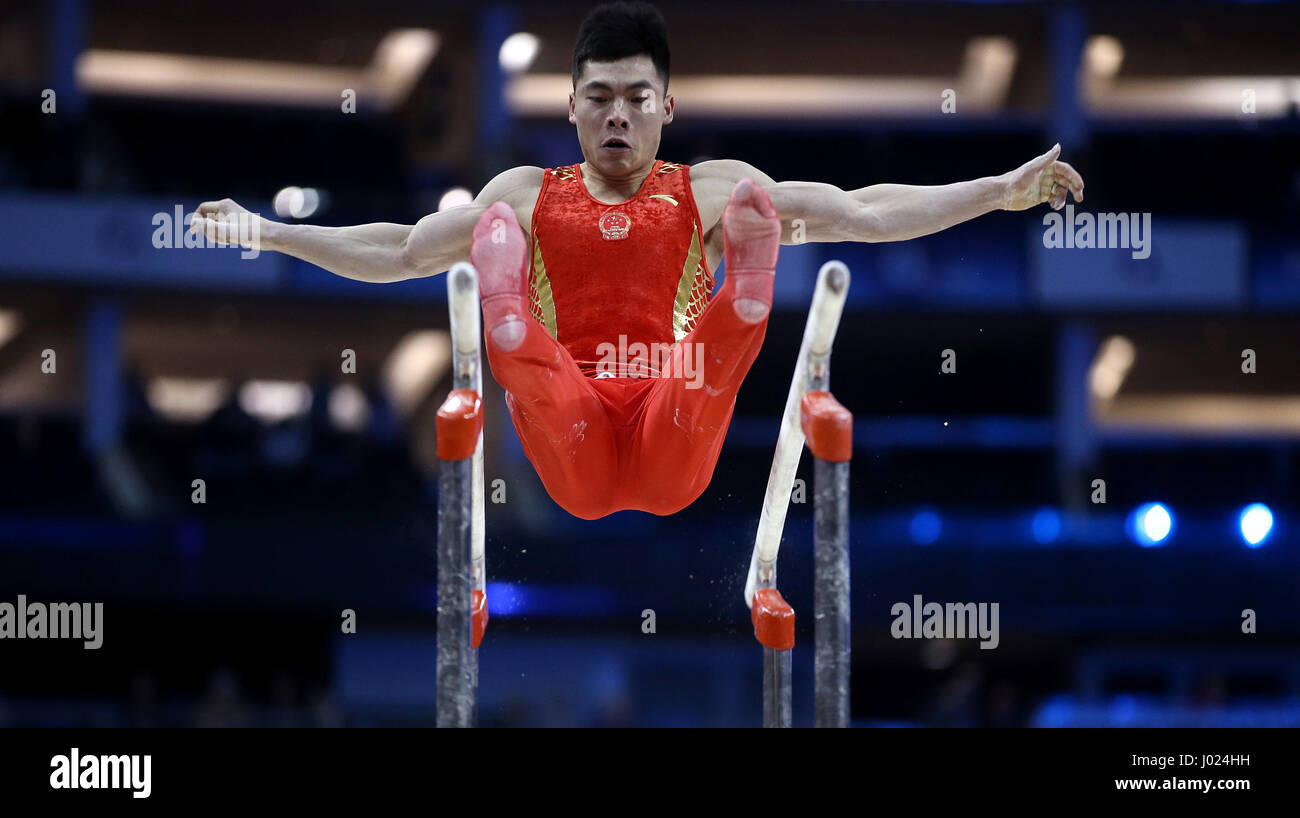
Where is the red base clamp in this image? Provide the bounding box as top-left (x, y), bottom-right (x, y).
top-left (471, 589), bottom-right (488, 649)
top-left (436, 388), bottom-right (483, 461)
top-left (751, 587), bottom-right (795, 650)
top-left (800, 390), bottom-right (852, 462)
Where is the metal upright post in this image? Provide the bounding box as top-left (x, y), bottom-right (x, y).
top-left (436, 263), bottom-right (488, 727)
top-left (799, 271), bottom-right (854, 727)
top-left (805, 394), bottom-right (852, 728)
top-left (436, 402), bottom-right (476, 727)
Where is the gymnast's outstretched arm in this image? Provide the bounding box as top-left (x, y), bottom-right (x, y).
top-left (699, 146), bottom-right (1084, 245)
top-left (187, 165), bottom-right (541, 283)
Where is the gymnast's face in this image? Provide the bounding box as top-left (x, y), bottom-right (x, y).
top-left (570, 54), bottom-right (673, 178)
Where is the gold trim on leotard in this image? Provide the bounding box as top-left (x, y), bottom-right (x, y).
top-left (672, 225), bottom-right (706, 342)
top-left (529, 227), bottom-right (558, 337)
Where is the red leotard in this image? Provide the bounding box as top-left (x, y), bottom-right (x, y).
top-left (483, 160), bottom-right (770, 519)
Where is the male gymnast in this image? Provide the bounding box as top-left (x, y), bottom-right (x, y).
top-left (191, 1), bottom-right (1084, 520)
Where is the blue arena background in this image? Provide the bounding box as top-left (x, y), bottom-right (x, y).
top-left (0, 0), bottom-right (1297, 727)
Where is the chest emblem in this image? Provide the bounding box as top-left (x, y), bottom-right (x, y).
top-left (598, 210), bottom-right (631, 240)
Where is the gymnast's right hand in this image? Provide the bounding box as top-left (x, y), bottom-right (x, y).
top-left (188, 198), bottom-right (270, 248)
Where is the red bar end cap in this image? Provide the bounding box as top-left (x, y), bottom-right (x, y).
top-left (436, 388), bottom-right (483, 461)
top-left (751, 587), bottom-right (794, 650)
top-left (471, 589), bottom-right (488, 649)
top-left (800, 390), bottom-right (852, 462)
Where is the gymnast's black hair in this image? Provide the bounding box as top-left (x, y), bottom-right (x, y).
top-left (571, 1), bottom-right (670, 92)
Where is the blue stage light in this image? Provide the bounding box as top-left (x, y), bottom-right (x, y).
top-left (1031, 507), bottom-right (1061, 545)
top-left (1128, 502), bottom-right (1173, 546)
top-left (484, 582), bottom-right (525, 615)
top-left (1239, 503), bottom-right (1274, 547)
top-left (909, 509), bottom-right (942, 545)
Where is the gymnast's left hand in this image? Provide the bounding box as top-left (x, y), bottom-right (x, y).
top-left (188, 197), bottom-right (271, 248)
top-left (999, 144), bottom-right (1085, 211)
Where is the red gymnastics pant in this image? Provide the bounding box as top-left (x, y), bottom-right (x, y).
top-left (484, 275), bottom-right (768, 520)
